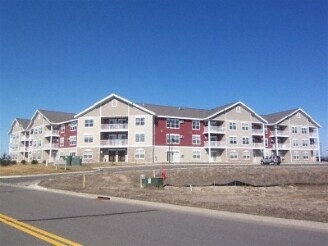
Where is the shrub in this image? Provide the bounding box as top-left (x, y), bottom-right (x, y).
top-left (21, 160), bottom-right (26, 164)
top-left (11, 160), bottom-right (17, 165)
top-left (31, 159), bottom-right (38, 165)
top-left (0, 153), bottom-right (11, 166)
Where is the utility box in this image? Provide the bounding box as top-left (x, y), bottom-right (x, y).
top-left (71, 156), bottom-right (82, 166)
top-left (140, 176), bottom-right (164, 188)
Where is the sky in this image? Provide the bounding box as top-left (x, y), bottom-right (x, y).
top-left (1, 0), bottom-right (327, 156)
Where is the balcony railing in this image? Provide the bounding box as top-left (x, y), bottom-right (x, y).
top-left (44, 130), bottom-right (60, 137)
top-left (272, 144), bottom-right (290, 149)
top-left (101, 124), bottom-right (128, 131)
top-left (203, 126), bottom-right (225, 134)
top-left (253, 143), bottom-right (264, 148)
top-left (252, 129), bottom-right (263, 135)
top-left (43, 143), bottom-right (59, 149)
top-left (100, 139), bottom-right (128, 146)
top-left (272, 130), bottom-right (289, 136)
top-left (204, 141), bottom-right (226, 148)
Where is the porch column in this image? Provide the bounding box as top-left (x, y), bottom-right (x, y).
top-left (317, 129), bottom-right (321, 162)
top-left (49, 125), bottom-right (53, 166)
top-left (208, 120), bottom-right (211, 163)
top-left (274, 125), bottom-right (279, 156)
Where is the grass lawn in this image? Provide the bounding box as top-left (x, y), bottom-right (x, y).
top-left (0, 163), bottom-right (101, 176)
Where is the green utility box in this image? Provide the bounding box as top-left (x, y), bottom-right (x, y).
top-left (66, 156), bottom-right (72, 165)
top-left (140, 176), bottom-right (164, 188)
top-left (71, 156), bottom-right (82, 166)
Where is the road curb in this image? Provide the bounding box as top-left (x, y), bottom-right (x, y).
top-left (18, 183), bottom-right (328, 233)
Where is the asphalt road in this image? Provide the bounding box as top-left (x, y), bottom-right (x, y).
top-left (1, 183), bottom-right (327, 246)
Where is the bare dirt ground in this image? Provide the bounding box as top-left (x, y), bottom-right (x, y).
top-left (40, 165), bottom-right (328, 223)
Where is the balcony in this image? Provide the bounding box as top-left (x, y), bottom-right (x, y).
top-left (101, 124), bottom-right (128, 131)
top-left (100, 139), bottom-right (128, 147)
top-left (253, 143), bottom-right (264, 148)
top-left (204, 141), bottom-right (226, 148)
top-left (271, 130), bottom-right (289, 137)
top-left (252, 129), bottom-right (263, 135)
top-left (43, 143), bottom-right (59, 149)
top-left (20, 136), bottom-right (30, 141)
top-left (44, 130), bottom-right (60, 137)
top-left (272, 143), bottom-right (290, 149)
top-left (203, 126), bottom-right (225, 134)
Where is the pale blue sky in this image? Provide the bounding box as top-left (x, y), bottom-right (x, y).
top-left (1, 0), bottom-right (327, 155)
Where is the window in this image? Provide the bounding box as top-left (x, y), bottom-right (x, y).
top-left (297, 112), bottom-right (301, 118)
top-left (293, 151), bottom-right (300, 160)
top-left (84, 135), bottom-right (93, 143)
top-left (135, 133), bottom-right (145, 143)
top-left (229, 136), bottom-right (237, 145)
top-left (292, 139), bottom-right (298, 147)
top-left (60, 124), bottom-right (65, 132)
top-left (69, 136), bottom-right (77, 146)
top-left (135, 149), bottom-right (145, 159)
top-left (60, 137), bottom-right (64, 147)
top-left (229, 150), bottom-right (238, 160)
top-left (38, 139), bottom-right (42, 147)
top-left (70, 122), bottom-right (77, 131)
top-left (265, 139), bottom-right (268, 147)
top-left (301, 127), bottom-right (307, 134)
top-left (38, 127), bottom-right (42, 134)
top-left (229, 121), bottom-right (236, 130)
top-left (166, 119), bottom-right (180, 129)
top-left (84, 119), bottom-right (94, 127)
top-left (192, 135), bottom-right (201, 145)
top-left (192, 120), bottom-right (200, 130)
top-left (83, 150), bottom-right (93, 159)
top-left (292, 126), bottom-right (297, 134)
top-left (236, 106), bottom-right (241, 113)
top-left (243, 151), bottom-right (250, 160)
top-left (302, 139), bottom-right (308, 147)
top-left (303, 151), bottom-right (309, 160)
top-left (241, 122), bottom-right (249, 131)
top-left (136, 117), bottom-right (145, 126)
top-left (166, 134), bottom-right (180, 144)
top-left (242, 137), bottom-right (249, 145)
top-left (192, 150), bottom-right (201, 159)
top-left (70, 152), bottom-right (76, 156)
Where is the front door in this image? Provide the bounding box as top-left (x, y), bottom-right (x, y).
top-left (118, 150), bottom-right (126, 162)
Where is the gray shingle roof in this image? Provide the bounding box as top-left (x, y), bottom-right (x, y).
top-left (261, 108), bottom-right (299, 124)
top-left (38, 109), bottom-right (75, 123)
top-left (16, 118), bottom-right (31, 129)
top-left (138, 103), bottom-right (211, 119)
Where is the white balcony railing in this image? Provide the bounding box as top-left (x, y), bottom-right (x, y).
top-left (273, 144), bottom-right (290, 149)
top-left (100, 139), bottom-right (128, 146)
top-left (203, 126), bottom-right (225, 134)
top-left (44, 130), bottom-right (60, 137)
top-left (43, 143), bottom-right (59, 149)
top-left (253, 143), bottom-right (264, 148)
top-left (101, 124), bottom-right (128, 131)
top-left (204, 141), bottom-right (226, 148)
top-left (273, 130), bottom-right (289, 136)
top-left (252, 129), bottom-right (263, 135)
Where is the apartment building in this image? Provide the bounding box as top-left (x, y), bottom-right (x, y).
top-left (8, 110), bottom-right (77, 163)
top-left (262, 108), bottom-right (321, 163)
top-left (9, 93), bottom-right (321, 164)
top-left (8, 118), bottom-right (31, 161)
top-left (73, 94), bottom-right (268, 164)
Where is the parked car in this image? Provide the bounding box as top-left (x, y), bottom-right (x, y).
top-left (261, 156), bottom-right (281, 165)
